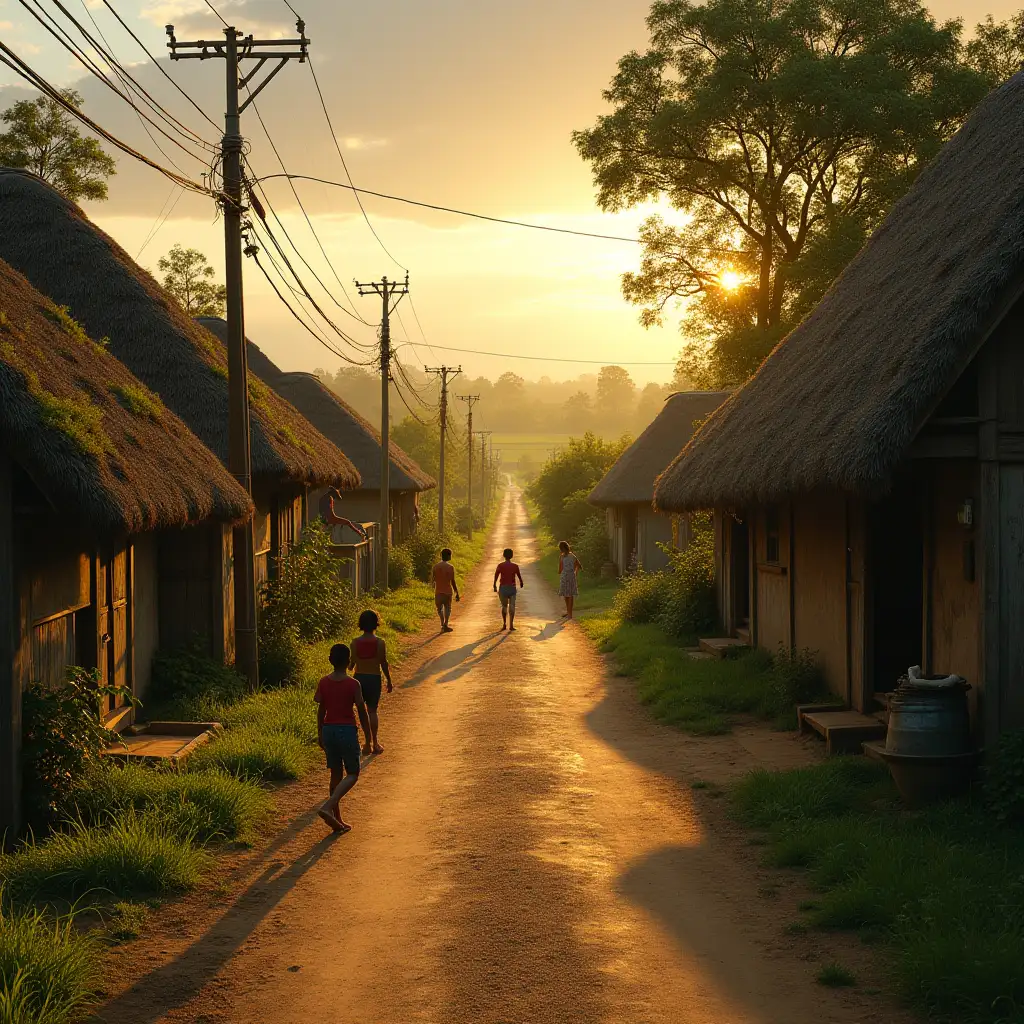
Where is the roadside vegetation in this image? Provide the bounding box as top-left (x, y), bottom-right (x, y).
top-left (2, 498), bottom-right (498, 1022)
top-left (734, 753), bottom-right (1024, 1023)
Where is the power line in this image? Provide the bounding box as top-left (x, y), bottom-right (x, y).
top-left (254, 173), bottom-right (744, 251)
top-left (0, 42), bottom-right (215, 195)
top-left (393, 341), bottom-right (676, 366)
top-left (137, 183), bottom-right (184, 259)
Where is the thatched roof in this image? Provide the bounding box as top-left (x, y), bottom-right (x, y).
top-left (0, 170), bottom-right (359, 491)
top-left (198, 317), bottom-right (435, 493)
top-left (655, 72), bottom-right (1024, 512)
top-left (0, 258), bottom-right (252, 534)
top-left (589, 391), bottom-right (728, 506)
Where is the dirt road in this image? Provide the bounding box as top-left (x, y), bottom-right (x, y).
top-left (99, 488), bottom-right (911, 1024)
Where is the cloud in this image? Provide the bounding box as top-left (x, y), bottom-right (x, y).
top-left (342, 136), bottom-right (389, 152)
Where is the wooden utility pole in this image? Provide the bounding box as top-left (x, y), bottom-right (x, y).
top-left (168, 18), bottom-right (309, 688)
top-left (424, 364), bottom-right (461, 534)
top-left (477, 431), bottom-right (492, 516)
top-left (457, 395), bottom-right (480, 538)
top-left (356, 274), bottom-right (409, 589)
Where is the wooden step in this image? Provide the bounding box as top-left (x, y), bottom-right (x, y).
top-left (799, 708), bottom-right (887, 756)
top-left (734, 625), bottom-right (751, 644)
top-left (698, 637), bottom-right (750, 659)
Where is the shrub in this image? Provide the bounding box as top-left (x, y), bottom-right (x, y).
top-left (401, 521), bottom-right (447, 582)
top-left (260, 519), bottom-right (355, 643)
top-left (453, 503), bottom-right (484, 536)
top-left (0, 812), bottom-right (211, 902)
top-left (257, 616), bottom-right (304, 687)
top-left (185, 726), bottom-right (317, 782)
top-left (571, 512), bottom-right (610, 577)
top-left (614, 570), bottom-right (667, 623)
top-left (387, 545), bottom-right (413, 589)
top-left (657, 514), bottom-right (717, 641)
top-left (762, 647), bottom-right (827, 721)
top-left (107, 901), bottom-right (148, 942)
top-left (984, 730), bottom-right (1024, 825)
top-left (21, 667), bottom-right (133, 828)
top-left (150, 644), bottom-right (246, 713)
top-left (73, 762), bottom-right (272, 844)
top-left (0, 899), bottom-right (98, 1024)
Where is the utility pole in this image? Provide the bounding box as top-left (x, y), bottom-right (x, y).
top-left (457, 395), bottom-right (480, 538)
top-left (168, 17), bottom-right (309, 688)
top-left (424, 364), bottom-right (461, 534)
top-left (355, 274), bottom-right (409, 589)
top-left (477, 431), bottom-right (492, 516)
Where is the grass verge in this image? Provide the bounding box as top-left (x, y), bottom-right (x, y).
top-left (734, 758), bottom-right (1024, 1022)
top-left (1, 811), bottom-right (212, 903)
top-left (0, 898), bottom-right (99, 1023)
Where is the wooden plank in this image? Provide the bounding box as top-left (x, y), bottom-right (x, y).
top-left (0, 454), bottom-right (20, 841)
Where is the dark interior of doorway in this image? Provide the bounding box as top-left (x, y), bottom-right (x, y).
top-left (869, 477), bottom-right (923, 695)
top-left (731, 517), bottom-right (750, 632)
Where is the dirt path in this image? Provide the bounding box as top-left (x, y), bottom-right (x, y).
top-left (96, 488), bottom-right (915, 1024)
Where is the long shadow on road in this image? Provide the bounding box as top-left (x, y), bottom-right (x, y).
top-left (399, 632), bottom-right (507, 688)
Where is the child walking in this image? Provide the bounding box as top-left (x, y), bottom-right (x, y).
top-left (314, 643), bottom-right (372, 833)
top-left (493, 548), bottom-right (524, 631)
top-left (350, 609), bottom-right (393, 755)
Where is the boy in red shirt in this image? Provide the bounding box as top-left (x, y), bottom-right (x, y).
top-left (314, 643), bottom-right (372, 833)
top-left (493, 548), bottom-right (524, 631)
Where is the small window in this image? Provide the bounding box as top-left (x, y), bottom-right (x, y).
top-left (765, 507), bottom-right (780, 564)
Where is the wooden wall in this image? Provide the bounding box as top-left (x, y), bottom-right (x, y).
top-left (157, 522), bottom-right (234, 663)
top-left (638, 507), bottom-right (673, 571)
top-left (133, 532), bottom-right (159, 701)
top-left (0, 454), bottom-right (19, 841)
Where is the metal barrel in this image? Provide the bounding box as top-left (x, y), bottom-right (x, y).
top-left (885, 679), bottom-right (971, 757)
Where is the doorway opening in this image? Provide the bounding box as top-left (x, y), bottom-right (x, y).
top-left (730, 517), bottom-right (750, 634)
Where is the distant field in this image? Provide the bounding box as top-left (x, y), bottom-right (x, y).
top-left (489, 434), bottom-right (570, 474)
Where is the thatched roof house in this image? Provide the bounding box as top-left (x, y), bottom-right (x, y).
top-left (589, 391), bottom-right (727, 572)
top-left (652, 71), bottom-right (1024, 746)
top-left (591, 392), bottom-right (728, 507)
top-left (654, 72), bottom-right (1024, 513)
top-left (0, 258), bottom-right (251, 836)
top-left (198, 317), bottom-right (435, 544)
top-left (0, 169), bottom-right (359, 494)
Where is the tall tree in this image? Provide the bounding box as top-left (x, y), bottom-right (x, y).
top-left (596, 365), bottom-right (636, 415)
top-left (0, 90), bottom-right (116, 202)
top-left (574, 0), bottom-right (991, 387)
top-left (966, 12), bottom-right (1024, 84)
top-left (158, 245), bottom-right (227, 317)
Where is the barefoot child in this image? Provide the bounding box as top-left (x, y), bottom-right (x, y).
top-left (431, 548), bottom-right (460, 632)
top-left (314, 643), bottom-right (371, 833)
top-left (493, 548), bottom-right (524, 631)
top-left (350, 609), bottom-right (392, 755)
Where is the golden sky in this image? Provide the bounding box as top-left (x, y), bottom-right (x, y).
top-left (0, 0), bottom-right (1019, 384)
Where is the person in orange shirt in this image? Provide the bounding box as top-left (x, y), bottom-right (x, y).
top-left (431, 547), bottom-right (460, 632)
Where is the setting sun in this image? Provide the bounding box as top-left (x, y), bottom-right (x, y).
top-left (719, 269), bottom-right (743, 291)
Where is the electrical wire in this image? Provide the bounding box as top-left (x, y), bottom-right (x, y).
top-left (137, 183), bottom-right (185, 259)
top-left (391, 341), bottom-right (676, 366)
top-left (0, 43), bottom-right (215, 195)
top-left (204, 0), bottom-right (229, 27)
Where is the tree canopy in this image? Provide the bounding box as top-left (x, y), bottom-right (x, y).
top-left (0, 90), bottom-right (116, 203)
top-left (574, 0), bottom-right (1009, 387)
top-left (158, 245), bottom-right (227, 318)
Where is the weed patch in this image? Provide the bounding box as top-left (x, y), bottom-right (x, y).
top-left (107, 901), bottom-right (148, 942)
top-left (734, 761), bottom-right (1024, 1021)
top-left (186, 726), bottom-right (317, 782)
top-left (0, 899), bottom-right (98, 1023)
top-left (1, 812), bottom-right (211, 903)
top-left (817, 962), bottom-right (856, 988)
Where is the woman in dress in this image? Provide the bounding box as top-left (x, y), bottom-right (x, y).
top-left (557, 540), bottom-right (582, 619)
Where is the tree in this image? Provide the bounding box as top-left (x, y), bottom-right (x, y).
top-left (0, 90), bottom-right (116, 202)
top-left (596, 365), bottom-right (636, 416)
top-left (967, 13), bottom-right (1024, 84)
top-left (158, 245), bottom-right (227, 317)
top-left (574, 0), bottom-right (992, 387)
top-left (562, 390), bottom-right (593, 430)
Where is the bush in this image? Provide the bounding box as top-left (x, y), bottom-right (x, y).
top-left (571, 512), bottom-right (610, 577)
top-left (762, 647), bottom-right (827, 721)
top-left (387, 545), bottom-right (413, 589)
top-left (614, 570), bottom-right (666, 623)
top-left (150, 644), bottom-right (246, 713)
top-left (0, 899), bottom-right (98, 1024)
top-left (401, 521), bottom-right (447, 582)
top-left (73, 762), bottom-right (272, 844)
top-left (260, 519), bottom-right (355, 643)
top-left (257, 616), bottom-right (304, 687)
top-left (453, 503), bottom-right (484, 536)
top-left (657, 514), bottom-right (717, 641)
top-left (0, 812), bottom-right (211, 902)
top-left (21, 667), bottom-right (133, 828)
top-left (984, 730), bottom-right (1024, 825)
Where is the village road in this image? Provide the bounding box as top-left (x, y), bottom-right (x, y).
top-left (98, 487), bottom-right (907, 1024)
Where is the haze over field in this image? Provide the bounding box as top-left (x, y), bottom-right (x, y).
top-left (0, 0), bottom-right (1018, 386)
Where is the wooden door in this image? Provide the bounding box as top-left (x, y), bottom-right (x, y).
top-left (95, 550), bottom-right (111, 691)
top-left (110, 545), bottom-right (130, 710)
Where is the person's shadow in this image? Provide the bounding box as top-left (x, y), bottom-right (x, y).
top-left (530, 621), bottom-right (566, 643)
top-left (400, 632), bottom-right (505, 688)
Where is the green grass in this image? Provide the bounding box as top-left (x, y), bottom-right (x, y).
top-left (186, 726), bottom-right (317, 782)
top-left (817, 962), bottom-right (856, 988)
top-left (74, 762), bottom-right (273, 844)
top-left (0, 812), bottom-right (211, 903)
top-left (0, 899), bottom-right (99, 1023)
top-left (733, 760), bottom-right (1024, 1022)
top-left (107, 901), bottom-right (148, 943)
